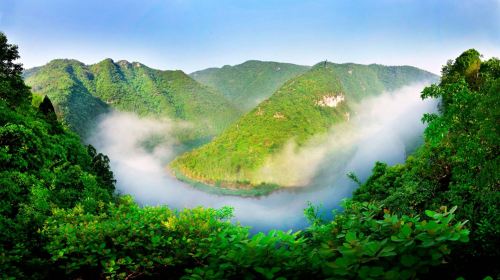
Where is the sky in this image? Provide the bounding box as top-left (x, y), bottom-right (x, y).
top-left (1, 0), bottom-right (499, 74)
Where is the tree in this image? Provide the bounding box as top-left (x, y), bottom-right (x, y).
top-left (0, 32), bottom-right (23, 78)
top-left (38, 96), bottom-right (56, 117)
top-left (353, 50), bottom-right (500, 278)
top-left (0, 32), bottom-right (31, 106)
top-left (87, 144), bottom-right (116, 192)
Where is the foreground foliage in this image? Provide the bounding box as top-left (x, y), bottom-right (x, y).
top-left (0, 32), bottom-right (493, 279)
top-left (42, 197), bottom-right (468, 279)
top-left (354, 49), bottom-right (500, 277)
top-left (0, 33), bottom-right (116, 278)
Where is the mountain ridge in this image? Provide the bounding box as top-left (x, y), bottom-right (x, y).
top-left (23, 58), bottom-right (241, 143)
top-left (190, 60), bottom-right (311, 111)
top-left (172, 61), bottom-right (438, 190)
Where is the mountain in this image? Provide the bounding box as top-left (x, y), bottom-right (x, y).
top-left (24, 59), bottom-right (240, 142)
top-left (171, 62), bottom-right (438, 189)
top-left (190, 60), bottom-right (310, 111)
top-left (327, 63), bottom-right (438, 101)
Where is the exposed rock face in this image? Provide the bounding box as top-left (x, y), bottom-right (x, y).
top-left (316, 94), bottom-right (345, 107)
top-left (255, 107), bottom-right (264, 116)
top-left (273, 112), bottom-right (285, 119)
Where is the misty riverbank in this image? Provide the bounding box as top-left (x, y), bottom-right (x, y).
top-left (87, 83), bottom-right (437, 232)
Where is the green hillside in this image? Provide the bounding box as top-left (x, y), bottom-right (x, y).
top-left (0, 33), bottom-right (116, 277)
top-left (172, 62), bottom-right (438, 189)
top-left (23, 60), bottom-right (110, 137)
top-left (328, 63), bottom-right (438, 101)
top-left (190, 60), bottom-right (310, 111)
top-left (3, 32), bottom-right (497, 280)
top-left (24, 59), bottom-right (240, 142)
top-left (352, 49), bottom-right (500, 277)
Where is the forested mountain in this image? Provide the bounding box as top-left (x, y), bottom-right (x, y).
top-left (353, 49), bottom-right (500, 277)
top-left (1, 33), bottom-right (116, 277)
top-left (1, 31), bottom-right (497, 279)
top-left (24, 59), bottom-right (240, 142)
top-left (328, 63), bottom-right (438, 101)
top-left (172, 62), bottom-right (437, 188)
top-left (190, 60), bottom-right (310, 111)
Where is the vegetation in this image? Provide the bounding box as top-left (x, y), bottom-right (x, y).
top-left (0, 33), bottom-right (116, 277)
top-left (41, 198), bottom-right (468, 280)
top-left (173, 166), bottom-right (280, 197)
top-left (172, 62), bottom-right (437, 188)
top-left (190, 60), bottom-right (437, 112)
top-left (330, 63), bottom-right (437, 101)
top-left (353, 49), bottom-right (499, 278)
top-left (24, 59), bottom-right (240, 142)
top-left (190, 60), bottom-right (310, 111)
top-left (1, 32), bottom-right (480, 279)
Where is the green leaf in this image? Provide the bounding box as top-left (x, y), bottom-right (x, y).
top-left (400, 255), bottom-right (418, 267)
top-left (425, 210), bottom-right (436, 218)
top-left (379, 245), bottom-right (397, 257)
top-left (364, 241), bottom-right (381, 257)
top-left (448, 206), bottom-right (458, 214)
top-left (401, 224), bottom-right (412, 239)
top-left (334, 256), bottom-right (351, 268)
top-left (345, 231), bottom-right (357, 243)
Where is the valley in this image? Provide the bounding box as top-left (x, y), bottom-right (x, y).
top-left (172, 62), bottom-right (437, 190)
top-left (87, 82), bottom-right (437, 230)
top-left (24, 58), bottom-right (438, 195)
top-left (2, 24), bottom-right (498, 277)
top-left (2, 1), bottom-right (498, 278)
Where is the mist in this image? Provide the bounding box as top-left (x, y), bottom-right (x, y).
top-left (87, 82), bottom-right (437, 232)
top-left (254, 83), bottom-right (438, 186)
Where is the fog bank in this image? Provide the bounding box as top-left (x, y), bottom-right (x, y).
top-left (88, 82), bottom-right (437, 232)
top-left (255, 83), bottom-right (438, 186)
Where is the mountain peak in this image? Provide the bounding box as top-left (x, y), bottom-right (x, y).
top-left (45, 58), bottom-right (85, 67)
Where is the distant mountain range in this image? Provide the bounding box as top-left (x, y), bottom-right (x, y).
top-left (172, 62), bottom-right (438, 188)
top-left (190, 60), bottom-right (310, 111)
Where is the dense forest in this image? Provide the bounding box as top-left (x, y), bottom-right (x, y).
top-left (190, 60), bottom-right (310, 111)
top-left (172, 62), bottom-right (436, 190)
top-left (1, 31), bottom-right (498, 279)
top-left (23, 58), bottom-right (240, 143)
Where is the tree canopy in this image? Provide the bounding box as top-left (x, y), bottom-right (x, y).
top-left (0, 31), bottom-right (496, 279)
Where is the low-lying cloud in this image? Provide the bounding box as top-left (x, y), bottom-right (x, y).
top-left (87, 82), bottom-right (437, 232)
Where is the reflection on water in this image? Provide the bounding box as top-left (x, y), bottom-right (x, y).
top-left (88, 83), bottom-right (437, 232)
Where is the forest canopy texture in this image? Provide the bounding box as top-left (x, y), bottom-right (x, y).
top-left (0, 32), bottom-right (498, 279)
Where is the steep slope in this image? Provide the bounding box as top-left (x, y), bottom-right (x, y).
top-left (23, 59), bottom-right (110, 137)
top-left (353, 50), bottom-right (500, 278)
top-left (190, 60), bottom-right (310, 111)
top-left (172, 62), bottom-right (438, 189)
top-left (326, 63), bottom-right (437, 101)
top-left (24, 59), bottom-right (240, 142)
top-left (172, 64), bottom-right (348, 188)
top-left (0, 33), bottom-right (116, 276)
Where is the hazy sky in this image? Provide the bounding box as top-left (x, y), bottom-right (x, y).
top-left (1, 0), bottom-right (499, 74)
